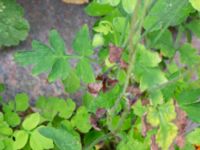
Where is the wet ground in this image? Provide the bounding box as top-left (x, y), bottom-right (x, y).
top-left (0, 0), bottom-right (95, 102)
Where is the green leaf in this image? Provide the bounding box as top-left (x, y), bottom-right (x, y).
top-left (95, 85), bottom-right (121, 110)
top-left (186, 19), bottom-right (200, 38)
top-left (147, 29), bottom-right (175, 58)
top-left (92, 33), bottom-right (104, 48)
top-left (15, 30), bottom-right (70, 82)
top-left (84, 131), bottom-right (104, 147)
top-left (0, 0), bottom-right (29, 47)
top-left (133, 45), bottom-right (167, 91)
top-left (0, 120), bottom-right (13, 136)
top-left (187, 128), bottom-right (200, 145)
top-left (109, 0), bottom-right (120, 6)
top-left (49, 29), bottom-right (65, 55)
top-left (144, 0), bottom-right (194, 31)
top-left (36, 97), bottom-right (62, 121)
top-left (4, 111), bottom-right (20, 127)
top-left (149, 90), bottom-right (163, 105)
top-left (117, 69), bottom-right (126, 85)
top-left (71, 106), bottom-right (92, 133)
top-left (58, 99), bottom-right (76, 119)
top-left (134, 45), bottom-right (161, 68)
top-left (176, 88), bottom-right (200, 122)
top-left (189, 0), bottom-right (200, 11)
top-left (1, 138), bottom-right (14, 150)
top-left (156, 123), bottom-right (178, 150)
top-left (60, 120), bottom-right (80, 141)
top-left (76, 58), bottom-right (95, 83)
top-left (13, 130), bottom-right (29, 150)
top-left (147, 100), bottom-right (176, 127)
top-left (73, 25), bottom-right (93, 56)
top-left (22, 113), bottom-right (40, 131)
top-left (0, 84), bottom-right (5, 93)
top-left (48, 58), bottom-right (71, 82)
top-left (132, 100), bottom-right (146, 117)
top-left (39, 127), bottom-right (81, 150)
top-left (122, 0), bottom-right (137, 14)
top-left (15, 93), bottom-right (29, 112)
top-left (117, 134), bottom-right (148, 150)
top-left (93, 20), bottom-right (113, 35)
top-left (0, 140), bottom-right (5, 150)
top-left (83, 93), bottom-right (96, 113)
top-left (139, 68), bottom-right (167, 91)
top-left (30, 127), bottom-right (54, 150)
top-left (179, 43), bottom-right (199, 66)
top-left (63, 70), bottom-right (80, 93)
top-left (85, 1), bottom-right (114, 16)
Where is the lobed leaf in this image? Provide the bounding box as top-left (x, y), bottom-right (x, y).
top-left (72, 25), bottom-right (93, 56)
top-left (15, 30), bottom-right (70, 82)
top-left (39, 127), bottom-right (81, 150)
top-left (144, 0), bottom-right (194, 31)
top-left (189, 0), bottom-right (200, 11)
top-left (0, 0), bottom-right (29, 47)
top-left (15, 93), bottom-right (29, 112)
top-left (176, 88), bottom-right (200, 122)
top-left (76, 58), bottom-right (95, 83)
top-left (71, 106), bottom-right (92, 133)
top-left (22, 113), bottom-right (40, 131)
top-left (30, 126), bottom-right (54, 150)
top-left (13, 130), bottom-right (29, 150)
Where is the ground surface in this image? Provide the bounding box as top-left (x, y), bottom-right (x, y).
top-left (0, 0), bottom-right (95, 102)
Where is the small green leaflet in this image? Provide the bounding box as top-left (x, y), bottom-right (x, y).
top-left (97, 0), bottom-right (120, 6)
top-left (0, 113), bottom-right (13, 136)
top-left (133, 45), bottom-right (167, 91)
top-left (147, 29), bottom-right (175, 58)
top-left (22, 113), bottom-right (40, 131)
top-left (186, 19), bottom-right (200, 38)
top-left (176, 88), bottom-right (200, 122)
top-left (48, 58), bottom-right (71, 82)
top-left (147, 100), bottom-right (176, 127)
top-left (15, 93), bottom-right (29, 112)
top-left (156, 123), bottom-right (178, 150)
top-left (58, 98), bottom-right (76, 119)
top-left (63, 70), bottom-right (81, 93)
top-left (186, 128), bottom-right (200, 145)
top-left (147, 100), bottom-right (177, 150)
top-left (30, 127), bottom-right (54, 150)
top-left (73, 25), bottom-right (93, 56)
top-left (76, 58), bottom-right (95, 83)
top-left (71, 106), bottom-right (92, 133)
top-left (0, 83), bottom-right (5, 93)
top-left (122, 0), bottom-right (137, 14)
top-left (48, 30), bottom-right (65, 55)
top-left (36, 97), bottom-right (76, 121)
top-left (189, 0), bottom-right (200, 11)
top-left (13, 130), bottom-right (29, 150)
top-left (0, 0), bottom-right (29, 47)
top-left (4, 111), bottom-right (21, 127)
top-left (179, 43), bottom-right (199, 67)
top-left (144, 0), bottom-right (194, 31)
top-left (39, 127), bottom-right (81, 150)
top-left (85, 1), bottom-right (114, 16)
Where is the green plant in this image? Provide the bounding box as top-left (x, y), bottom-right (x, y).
top-left (0, 0), bottom-right (200, 149)
top-left (0, 0), bottom-right (29, 48)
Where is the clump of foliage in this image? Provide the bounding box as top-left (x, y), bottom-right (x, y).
top-left (0, 0), bottom-right (29, 47)
top-left (0, 0), bottom-right (200, 150)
